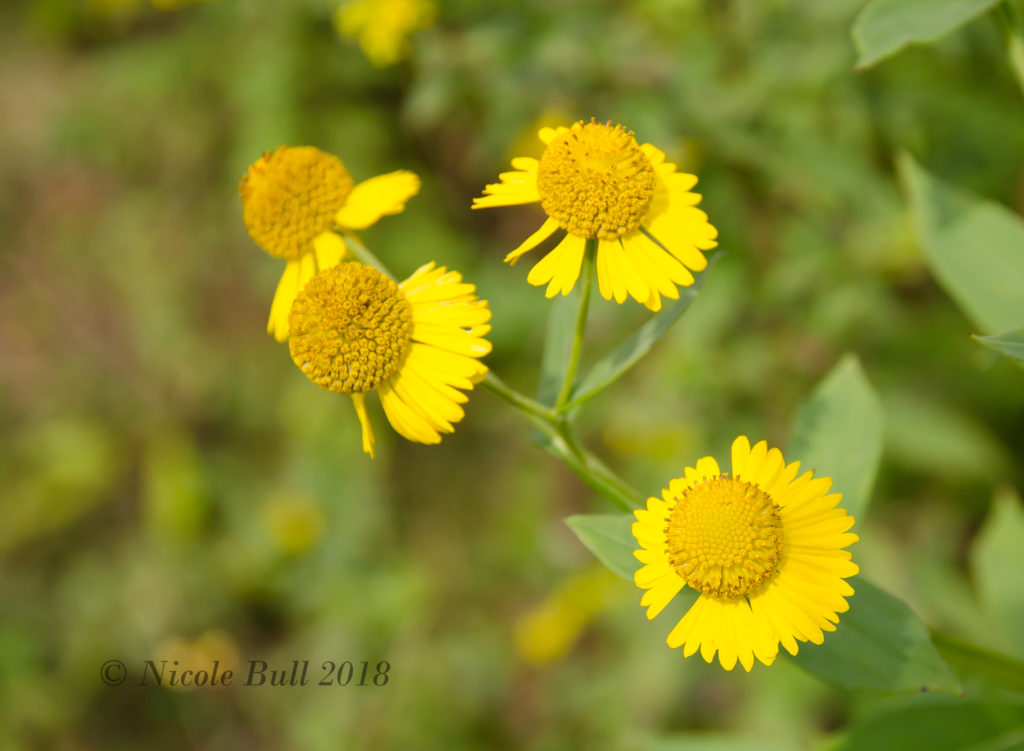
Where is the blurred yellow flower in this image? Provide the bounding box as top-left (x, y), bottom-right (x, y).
top-left (632, 436), bottom-right (859, 671)
top-left (474, 120), bottom-right (718, 311)
top-left (514, 566), bottom-right (620, 665)
top-left (262, 493), bottom-right (325, 555)
top-left (288, 261), bottom-right (490, 457)
top-left (334, 0), bottom-right (436, 67)
top-left (152, 630), bottom-right (239, 691)
top-left (239, 146), bottom-right (419, 341)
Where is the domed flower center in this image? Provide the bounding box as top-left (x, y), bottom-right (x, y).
top-left (536, 121), bottom-right (656, 240)
top-left (288, 262), bottom-right (413, 394)
top-left (240, 146), bottom-right (354, 261)
top-left (664, 475), bottom-right (783, 599)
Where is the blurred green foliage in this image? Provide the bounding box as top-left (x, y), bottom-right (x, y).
top-left (1, 0), bottom-right (1023, 748)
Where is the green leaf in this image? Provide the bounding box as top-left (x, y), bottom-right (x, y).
top-left (832, 696), bottom-right (1024, 751)
top-left (788, 355), bottom-right (883, 522)
top-left (899, 153), bottom-right (1024, 334)
top-left (975, 328), bottom-right (1024, 368)
top-left (537, 289), bottom-right (580, 406)
top-left (790, 578), bottom-right (961, 694)
top-left (972, 488), bottom-right (1024, 660)
top-left (565, 513), bottom-right (638, 580)
top-left (853, 0), bottom-right (1003, 69)
top-left (566, 256), bottom-right (716, 410)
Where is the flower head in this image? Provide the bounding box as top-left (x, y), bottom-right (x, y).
top-left (239, 145), bottom-right (420, 341)
top-left (288, 260), bottom-right (490, 457)
top-left (334, 0), bottom-right (436, 67)
top-left (632, 436), bottom-right (859, 671)
top-left (473, 120), bottom-right (718, 311)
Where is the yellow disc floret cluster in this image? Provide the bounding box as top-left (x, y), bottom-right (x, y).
top-left (239, 146), bottom-right (355, 261)
top-left (664, 475), bottom-right (783, 598)
top-left (536, 121), bottom-right (656, 240)
top-left (288, 262), bottom-right (413, 394)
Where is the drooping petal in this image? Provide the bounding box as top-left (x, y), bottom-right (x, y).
top-left (313, 230), bottom-right (347, 270)
top-left (350, 393), bottom-right (375, 458)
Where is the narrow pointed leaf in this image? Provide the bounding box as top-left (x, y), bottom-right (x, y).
top-left (790, 578), bottom-right (960, 694)
top-left (853, 0), bottom-right (1003, 69)
top-left (566, 257), bottom-right (716, 410)
top-left (899, 153), bottom-right (1024, 334)
top-left (788, 355), bottom-right (883, 522)
top-left (975, 328), bottom-right (1024, 368)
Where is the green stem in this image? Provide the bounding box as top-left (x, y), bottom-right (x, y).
top-left (341, 233), bottom-right (390, 275)
top-left (930, 630), bottom-right (1024, 693)
top-left (997, 1), bottom-right (1024, 94)
top-left (482, 372), bottom-right (558, 423)
top-left (554, 241), bottom-right (596, 413)
top-left (482, 373), bottom-right (641, 512)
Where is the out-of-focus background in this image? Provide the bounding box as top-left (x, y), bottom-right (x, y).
top-left (2, 0), bottom-right (1023, 748)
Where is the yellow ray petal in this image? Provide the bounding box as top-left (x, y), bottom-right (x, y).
top-left (526, 233), bottom-right (585, 295)
top-left (538, 126), bottom-right (567, 144)
top-left (267, 259), bottom-right (303, 342)
top-left (313, 230), bottom-right (347, 270)
top-left (730, 435), bottom-right (752, 480)
top-left (666, 593), bottom-right (711, 650)
top-left (377, 381), bottom-right (441, 445)
top-left (602, 239), bottom-right (649, 304)
top-left (757, 448), bottom-right (786, 490)
top-left (641, 576), bottom-right (685, 620)
top-left (335, 170), bottom-right (420, 229)
top-left (350, 393), bottom-right (375, 458)
top-left (411, 324), bottom-right (493, 358)
top-left (504, 217), bottom-right (560, 264)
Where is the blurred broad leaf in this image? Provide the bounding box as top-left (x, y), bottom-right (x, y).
top-left (788, 355), bottom-right (884, 522)
top-left (631, 736), bottom-right (794, 751)
top-left (853, 0), bottom-right (1003, 69)
top-left (566, 513), bottom-right (638, 580)
top-left (885, 392), bottom-right (1009, 480)
top-left (975, 328), bottom-right (1024, 368)
top-left (832, 696), bottom-right (1024, 751)
top-left (972, 488), bottom-right (1024, 660)
top-left (791, 578), bottom-right (961, 694)
top-left (566, 259), bottom-right (715, 410)
top-left (900, 153), bottom-right (1024, 334)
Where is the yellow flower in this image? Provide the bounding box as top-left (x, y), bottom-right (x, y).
top-left (288, 261), bottom-right (490, 457)
top-left (334, 0), bottom-right (436, 67)
top-left (632, 436), bottom-right (859, 671)
top-left (239, 146), bottom-right (420, 341)
top-left (473, 120), bottom-right (718, 311)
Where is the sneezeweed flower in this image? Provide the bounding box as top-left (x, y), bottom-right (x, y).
top-left (288, 261), bottom-right (490, 457)
top-left (632, 436), bottom-right (859, 671)
top-left (334, 0), bottom-right (436, 67)
top-left (473, 120), bottom-right (718, 311)
top-left (239, 145), bottom-right (419, 341)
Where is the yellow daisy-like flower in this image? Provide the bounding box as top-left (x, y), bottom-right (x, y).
top-left (288, 260), bottom-right (490, 457)
top-left (473, 120), bottom-right (718, 311)
top-left (239, 145), bottom-right (420, 341)
top-left (632, 436), bottom-right (859, 671)
top-left (334, 0), bottom-right (436, 67)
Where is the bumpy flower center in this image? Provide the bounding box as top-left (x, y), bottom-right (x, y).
top-left (239, 146), bottom-right (354, 261)
top-left (536, 121), bottom-right (656, 240)
top-left (664, 475), bottom-right (783, 599)
top-left (288, 262), bottom-right (413, 394)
